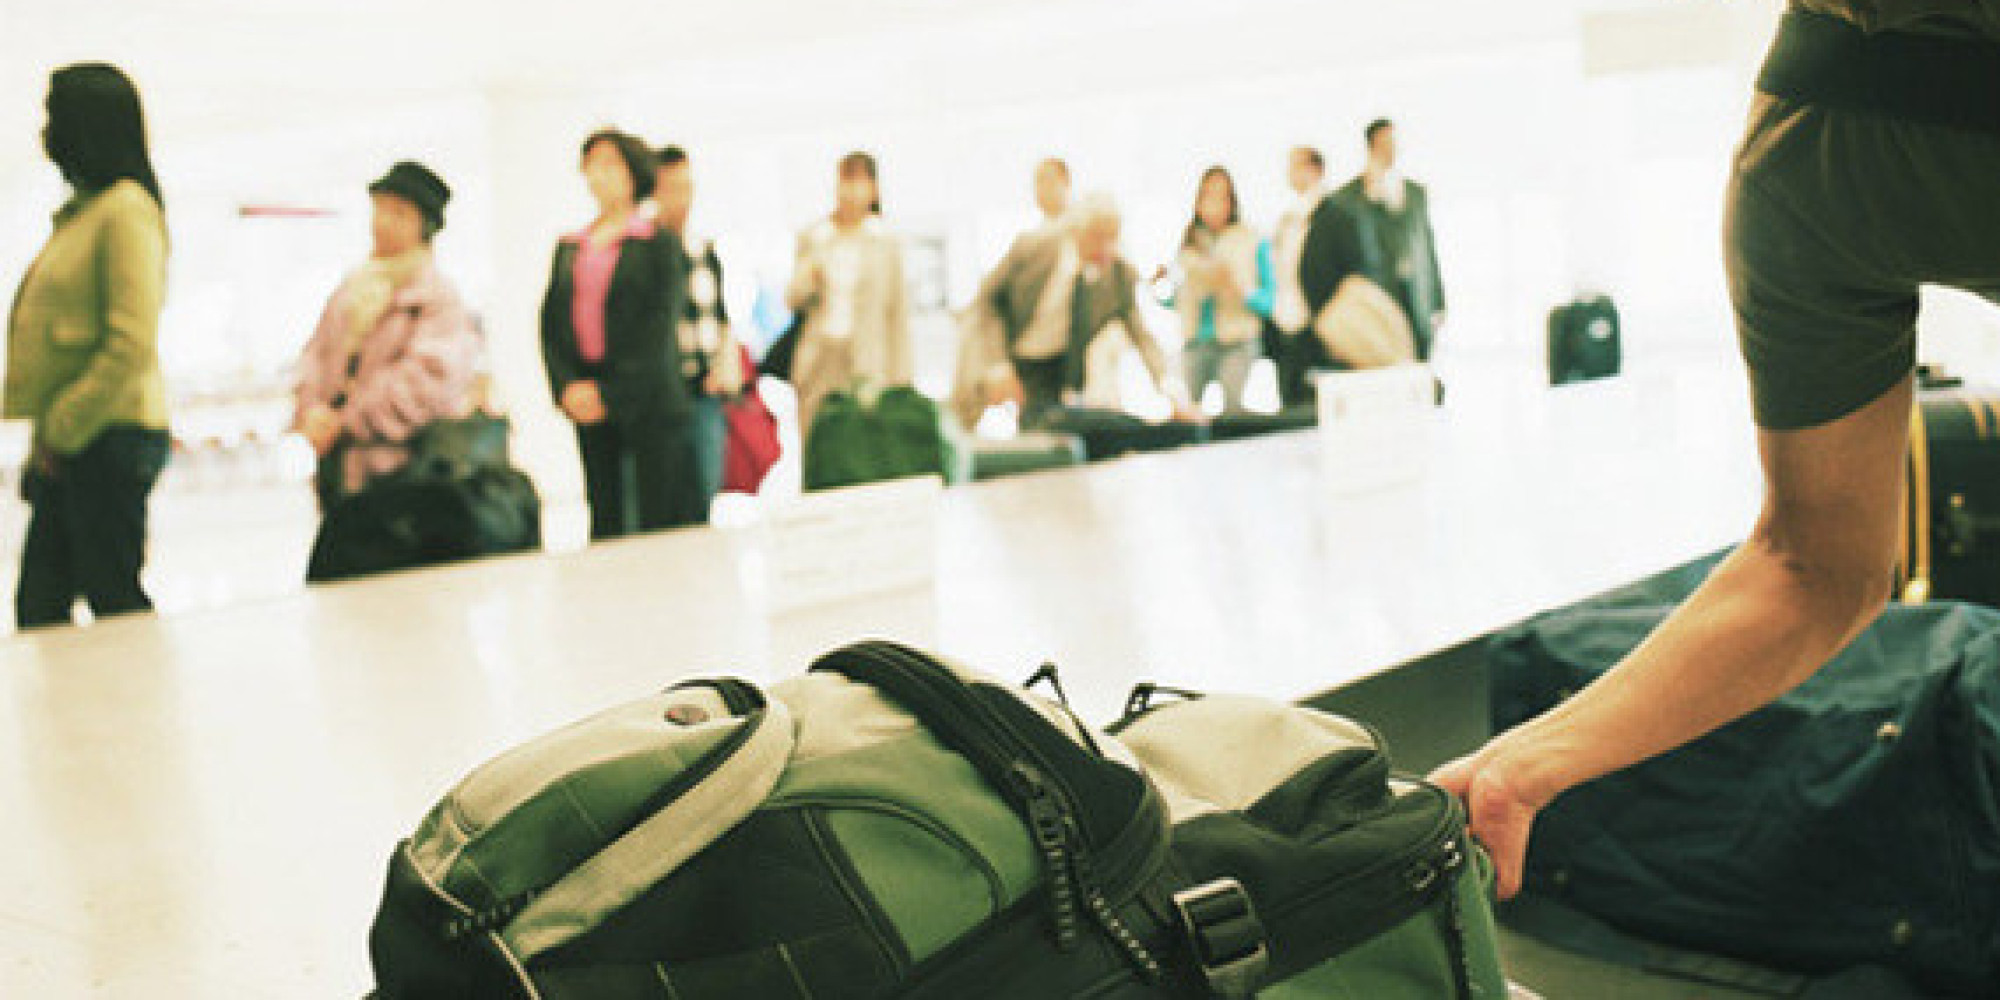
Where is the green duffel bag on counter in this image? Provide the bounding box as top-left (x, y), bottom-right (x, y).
top-left (803, 385), bottom-right (960, 492)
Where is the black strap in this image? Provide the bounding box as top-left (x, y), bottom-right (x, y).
top-left (1756, 8), bottom-right (2000, 135)
top-left (1170, 879), bottom-right (1269, 999)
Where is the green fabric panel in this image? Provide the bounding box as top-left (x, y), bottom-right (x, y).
top-left (437, 718), bottom-right (736, 907)
top-left (768, 733), bottom-right (1039, 907)
top-left (1259, 850), bottom-right (1507, 999)
top-left (823, 809), bottom-right (996, 964)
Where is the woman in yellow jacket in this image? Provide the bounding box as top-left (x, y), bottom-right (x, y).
top-left (4, 64), bottom-right (171, 629)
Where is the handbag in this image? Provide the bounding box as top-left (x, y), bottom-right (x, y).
top-left (1314, 274), bottom-right (1415, 370)
top-left (722, 345), bottom-right (781, 494)
top-left (402, 413), bottom-right (512, 479)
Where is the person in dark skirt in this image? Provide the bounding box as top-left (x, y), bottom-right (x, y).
top-left (540, 129), bottom-right (705, 540)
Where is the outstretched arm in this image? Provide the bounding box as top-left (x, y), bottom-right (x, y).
top-left (1434, 376), bottom-right (1910, 898)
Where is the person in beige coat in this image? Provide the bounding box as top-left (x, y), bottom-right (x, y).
top-left (956, 193), bottom-right (1191, 430)
top-left (4, 64), bottom-right (172, 630)
top-left (1174, 166), bottom-right (1270, 415)
top-left (784, 152), bottom-right (912, 440)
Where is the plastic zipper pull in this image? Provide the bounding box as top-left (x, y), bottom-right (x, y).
top-left (1010, 762), bottom-right (1081, 951)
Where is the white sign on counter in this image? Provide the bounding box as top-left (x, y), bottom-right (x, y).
top-left (1316, 366), bottom-right (1437, 493)
top-left (763, 475), bottom-right (943, 613)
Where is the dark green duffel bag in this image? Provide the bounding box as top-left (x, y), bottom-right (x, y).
top-left (803, 386), bottom-right (958, 492)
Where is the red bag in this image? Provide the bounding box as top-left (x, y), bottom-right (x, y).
top-left (722, 345), bottom-right (781, 494)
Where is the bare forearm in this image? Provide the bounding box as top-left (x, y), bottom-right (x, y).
top-left (1502, 537), bottom-right (1888, 806)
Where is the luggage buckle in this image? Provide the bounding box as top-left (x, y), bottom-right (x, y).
top-left (1171, 878), bottom-right (1269, 999)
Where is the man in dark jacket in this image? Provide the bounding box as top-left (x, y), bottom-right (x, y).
top-left (1332, 119), bottom-right (1447, 360)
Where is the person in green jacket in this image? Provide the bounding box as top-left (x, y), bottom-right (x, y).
top-left (4, 64), bottom-right (171, 629)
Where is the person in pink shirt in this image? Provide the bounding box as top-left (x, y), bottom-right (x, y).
top-left (539, 129), bottom-right (704, 539)
top-left (295, 161), bottom-right (481, 510)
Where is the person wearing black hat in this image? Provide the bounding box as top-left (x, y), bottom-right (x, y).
top-left (294, 161), bottom-right (482, 510)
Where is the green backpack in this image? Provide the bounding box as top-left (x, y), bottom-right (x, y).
top-left (367, 641), bottom-right (1506, 998)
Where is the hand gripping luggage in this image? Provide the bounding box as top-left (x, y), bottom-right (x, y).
top-left (366, 643), bottom-right (1507, 998)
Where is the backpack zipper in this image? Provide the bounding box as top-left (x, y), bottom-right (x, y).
top-left (878, 646), bottom-right (1166, 979)
top-left (818, 643), bottom-right (1168, 982)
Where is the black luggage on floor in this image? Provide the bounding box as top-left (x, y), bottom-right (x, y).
top-left (1547, 296), bottom-right (1621, 386)
top-left (1207, 406), bottom-right (1318, 443)
top-left (1035, 408), bottom-right (1208, 462)
top-left (1488, 559), bottom-right (2000, 997)
top-left (1900, 377), bottom-right (2000, 608)
top-left (308, 462), bottom-right (541, 583)
top-left (969, 431), bottom-right (1085, 482)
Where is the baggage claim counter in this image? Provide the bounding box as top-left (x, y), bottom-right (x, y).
top-left (0, 367), bottom-right (1764, 998)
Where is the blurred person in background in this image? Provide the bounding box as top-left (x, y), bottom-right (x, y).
top-left (1334, 118), bottom-right (1447, 360)
top-left (967, 193), bottom-right (1193, 428)
top-left (784, 151), bottom-right (912, 439)
top-left (1271, 146), bottom-right (1331, 406)
top-left (653, 144), bottom-right (744, 507)
top-left (1032, 156), bottom-right (1073, 229)
top-left (1173, 166), bottom-right (1271, 415)
top-left (541, 129), bottom-right (704, 539)
top-left (294, 161), bottom-right (481, 511)
top-left (6, 63), bottom-right (171, 629)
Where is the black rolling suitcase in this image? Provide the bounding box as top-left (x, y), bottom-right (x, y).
top-left (1546, 296), bottom-right (1621, 386)
top-left (1899, 372), bottom-right (2000, 608)
top-left (1207, 406), bottom-right (1317, 443)
top-left (1036, 407), bottom-right (1208, 462)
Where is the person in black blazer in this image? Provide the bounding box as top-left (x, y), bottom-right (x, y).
top-left (541, 129), bottom-right (705, 540)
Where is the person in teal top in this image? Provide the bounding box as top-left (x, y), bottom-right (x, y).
top-left (1173, 167), bottom-right (1272, 415)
